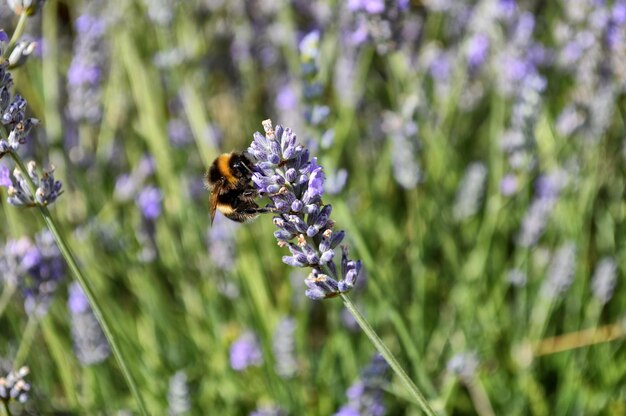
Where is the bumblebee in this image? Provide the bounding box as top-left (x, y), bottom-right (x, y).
top-left (205, 152), bottom-right (272, 224)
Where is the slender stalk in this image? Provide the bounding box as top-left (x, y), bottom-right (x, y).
top-left (4, 13), bottom-right (28, 59)
top-left (13, 314), bottom-right (38, 368)
top-left (1, 400), bottom-right (11, 416)
top-left (340, 293), bottom-right (438, 416)
top-left (0, 283), bottom-right (16, 318)
top-left (8, 152), bottom-right (148, 416)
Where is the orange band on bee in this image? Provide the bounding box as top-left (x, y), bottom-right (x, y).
top-left (218, 154), bottom-right (237, 184)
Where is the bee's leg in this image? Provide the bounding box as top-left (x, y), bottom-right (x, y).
top-left (242, 189), bottom-right (259, 198)
top-left (256, 206), bottom-right (280, 214)
top-left (236, 205), bottom-right (279, 215)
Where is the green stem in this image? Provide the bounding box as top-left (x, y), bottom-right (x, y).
top-left (4, 13), bottom-right (28, 59)
top-left (340, 293), bottom-right (438, 416)
top-left (1, 400), bottom-right (11, 416)
top-left (13, 314), bottom-right (38, 368)
top-left (0, 283), bottom-right (16, 318)
top-left (8, 152), bottom-right (148, 416)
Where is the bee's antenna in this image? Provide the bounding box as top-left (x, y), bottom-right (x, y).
top-left (241, 151), bottom-right (256, 174)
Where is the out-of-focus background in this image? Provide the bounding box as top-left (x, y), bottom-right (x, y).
top-left (1, 0), bottom-right (626, 414)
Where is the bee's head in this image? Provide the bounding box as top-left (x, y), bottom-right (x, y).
top-left (230, 152), bottom-right (254, 178)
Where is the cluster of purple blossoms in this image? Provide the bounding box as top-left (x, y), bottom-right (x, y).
top-left (230, 331), bottom-right (263, 371)
top-left (113, 155), bottom-right (155, 202)
top-left (552, 0), bottom-right (625, 140)
top-left (68, 282), bottom-right (110, 365)
top-left (136, 185), bottom-right (163, 221)
top-left (453, 161), bottom-right (487, 221)
top-left (299, 30), bottom-right (335, 150)
top-left (0, 59), bottom-right (38, 158)
top-left (21, 230), bottom-right (65, 315)
top-left (297, 31), bottom-right (347, 196)
top-left (250, 405), bottom-right (287, 416)
top-left (0, 236), bottom-right (31, 287)
top-left (66, 4), bottom-right (108, 124)
top-left (517, 169), bottom-right (568, 248)
top-left (2, 161), bottom-right (63, 207)
top-left (167, 370), bottom-right (191, 416)
top-left (381, 95), bottom-right (422, 190)
top-left (447, 351), bottom-right (479, 382)
top-left (345, 0), bottom-right (410, 55)
top-left (0, 231), bottom-right (65, 315)
top-left (0, 366), bottom-right (30, 405)
top-left (248, 120), bottom-right (362, 300)
top-left (207, 214), bottom-right (239, 273)
top-left (250, 405), bottom-right (286, 416)
top-left (112, 155), bottom-right (162, 262)
top-left (334, 354), bottom-right (388, 416)
top-left (541, 242), bottom-right (577, 299)
top-left (272, 316), bottom-right (297, 378)
top-left (590, 257), bottom-right (617, 305)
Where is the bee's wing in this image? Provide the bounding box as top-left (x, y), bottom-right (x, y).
top-left (209, 183), bottom-right (221, 225)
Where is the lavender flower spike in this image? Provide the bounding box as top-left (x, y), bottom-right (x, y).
top-left (0, 366), bottom-right (30, 405)
top-left (0, 62), bottom-right (39, 158)
top-left (2, 161), bottom-right (63, 207)
top-left (248, 119), bottom-right (361, 300)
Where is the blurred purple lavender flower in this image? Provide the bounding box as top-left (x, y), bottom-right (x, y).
top-left (299, 30), bottom-right (334, 149)
top-left (167, 118), bottom-right (193, 147)
top-left (68, 282), bottom-right (110, 365)
top-left (113, 155), bottom-right (155, 202)
top-left (136, 185), bottom-right (163, 220)
top-left (250, 406), bottom-right (286, 416)
top-left (0, 62), bottom-right (38, 158)
top-left (207, 214), bottom-right (239, 272)
top-left (0, 164), bottom-right (10, 187)
top-left (230, 331), bottom-right (263, 371)
top-left (500, 173), bottom-right (518, 196)
top-left (0, 366), bottom-right (30, 405)
top-left (114, 157), bottom-right (160, 262)
top-left (382, 104), bottom-right (422, 189)
top-left (272, 316), bottom-right (297, 378)
top-left (142, 0), bottom-right (174, 26)
top-left (21, 230), bottom-right (65, 316)
top-left (248, 120), bottom-right (362, 300)
top-left (0, 30), bottom-right (6, 54)
top-left (66, 7), bottom-right (107, 124)
top-left (276, 83), bottom-right (298, 112)
top-left (3, 162), bottom-right (63, 207)
top-left (517, 170), bottom-right (568, 247)
top-left (447, 351), bottom-right (479, 382)
top-left (299, 31), bottom-right (320, 75)
top-left (553, 0), bottom-right (623, 140)
top-left (494, 10), bottom-right (548, 97)
top-left (135, 186), bottom-right (161, 263)
top-left (453, 162), bottom-right (487, 220)
top-left (590, 257), bottom-right (617, 305)
top-left (334, 354), bottom-right (388, 416)
top-left (541, 242), bottom-right (577, 299)
top-left (500, 71), bottom-right (546, 172)
top-left (343, 0), bottom-right (411, 54)
top-left (466, 33), bottom-right (490, 72)
top-left (506, 268), bottom-right (527, 287)
top-left (167, 370), bottom-right (191, 416)
top-left (325, 168), bottom-right (348, 195)
top-left (0, 237), bottom-right (32, 287)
